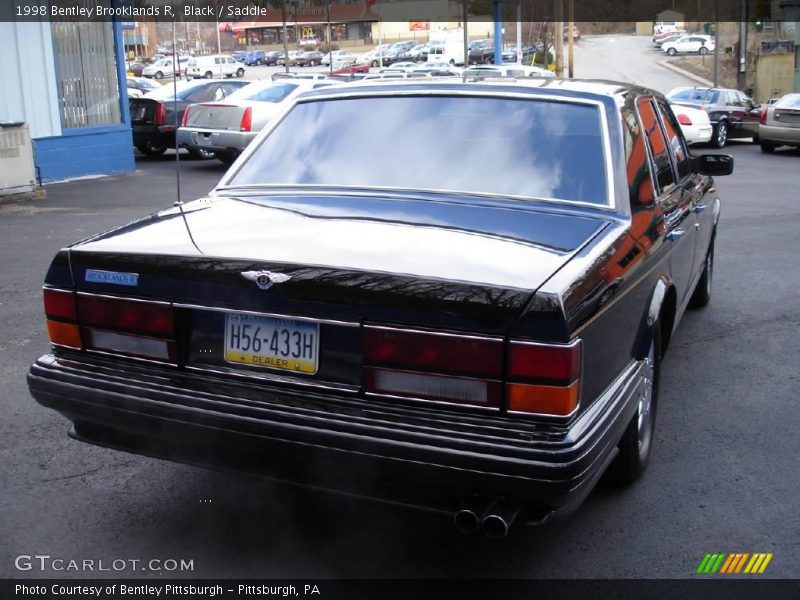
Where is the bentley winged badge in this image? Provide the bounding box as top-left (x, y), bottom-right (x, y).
top-left (241, 270), bottom-right (292, 290)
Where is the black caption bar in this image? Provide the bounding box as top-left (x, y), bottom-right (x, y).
top-left (5, 579), bottom-right (800, 600)
top-left (3, 0), bottom-right (799, 23)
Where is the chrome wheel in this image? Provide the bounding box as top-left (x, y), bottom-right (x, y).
top-left (637, 342), bottom-right (656, 460)
top-left (715, 122), bottom-right (728, 148)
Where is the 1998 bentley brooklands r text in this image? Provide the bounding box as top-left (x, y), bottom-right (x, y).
top-left (28, 80), bottom-right (732, 539)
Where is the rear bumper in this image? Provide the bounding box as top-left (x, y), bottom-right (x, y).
top-left (132, 126), bottom-right (176, 149)
top-left (177, 127), bottom-right (257, 153)
top-left (760, 124), bottom-right (800, 145)
top-left (28, 353), bottom-right (643, 523)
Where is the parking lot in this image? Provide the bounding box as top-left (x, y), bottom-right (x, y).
top-left (2, 34), bottom-right (799, 580)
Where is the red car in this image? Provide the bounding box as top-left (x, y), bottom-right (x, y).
top-left (329, 62), bottom-right (370, 76)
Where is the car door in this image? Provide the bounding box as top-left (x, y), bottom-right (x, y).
top-left (638, 97), bottom-right (697, 304)
top-left (737, 91), bottom-right (761, 136)
top-left (655, 99), bottom-right (715, 285)
top-left (723, 90), bottom-right (749, 137)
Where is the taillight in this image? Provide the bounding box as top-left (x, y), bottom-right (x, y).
top-left (181, 106), bottom-right (191, 127)
top-left (43, 288), bottom-right (82, 349)
top-left (677, 113), bottom-right (692, 126)
top-left (506, 340), bottom-right (582, 416)
top-left (153, 102), bottom-right (166, 126)
top-left (363, 325), bottom-right (504, 408)
top-left (76, 294), bottom-right (176, 362)
top-left (240, 106), bottom-right (252, 132)
top-left (760, 109), bottom-right (767, 124)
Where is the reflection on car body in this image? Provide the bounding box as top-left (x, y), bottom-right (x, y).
top-left (29, 79), bottom-right (732, 539)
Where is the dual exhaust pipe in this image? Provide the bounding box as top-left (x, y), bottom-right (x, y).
top-left (454, 496), bottom-right (522, 539)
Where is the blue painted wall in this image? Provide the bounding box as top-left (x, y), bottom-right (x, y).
top-left (33, 21), bottom-right (134, 183)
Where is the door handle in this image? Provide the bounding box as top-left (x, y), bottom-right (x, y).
top-left (693, 204), bottom-right (707, 214)
top-left (666, 228), bottom-right (686, 241)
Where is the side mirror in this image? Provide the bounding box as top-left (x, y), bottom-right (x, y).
top-left (693, 154), bottom-right (734, 176)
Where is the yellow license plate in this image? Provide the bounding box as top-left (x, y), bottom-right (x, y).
top-left (224, 313), bottom-right (319, 374)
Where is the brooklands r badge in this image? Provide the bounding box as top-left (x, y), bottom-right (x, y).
top-left (241, 270), bottom-right (292, 290)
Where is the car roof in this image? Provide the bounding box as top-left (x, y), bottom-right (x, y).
top-left (302, 77), bottom-right (652, 103)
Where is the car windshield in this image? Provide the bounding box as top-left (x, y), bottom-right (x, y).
top-left (144, 81), bottom-right (205, 100)
top-left (774, 94), bottom-right (800, 108)
top-left (668, 88), bottom-right (720, 104)
top-left (229, 82), bottom-right (299, 103)
top-left (229, 95), bottom-right (609, 205)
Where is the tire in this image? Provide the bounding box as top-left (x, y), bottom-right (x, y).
top-left (610, 324), bottom-right (660, 485)
top-left (135, 142), bottom-right (167, 157)
top-left (215, 150), bottom-right (237, 167)
top-left (760, 141), bottom-right (775, 153)
top-left (712, 121), bottom-right (728, 148)
top-left (257, 60), bottom-right (262, 66)
top-left (371, 60), bottom-right (379, 67)
top-left (689, 238), bottom-right (714, 308)
top-left (154, 71), bottom-right (163, 80)
top-left (204, 71), bottom-right (213, 79)
top-left (236, 68), bottom-right (245, 77)
top-left (699, 46), bottom-right (708, 56)
top-left (186, 148), bottom-right (213, 160)
top-left (667, 47), bottom-right (677, 56)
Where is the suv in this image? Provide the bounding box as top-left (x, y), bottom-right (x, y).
top-left (662, 35), bottom-right (715, 56)
top-left (667, 86), bottom-right (761, 147)
top-left (468, 39), bottom-right (495, 64)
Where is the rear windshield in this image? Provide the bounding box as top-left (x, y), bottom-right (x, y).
top-left (668, 88), bottom-right (720, 104)
top-left (774, 94), bottom-right (800, 108)
top-left (229, 83), bottom-right (299, 103)
top-left (229, 95), bottom-right (609, 205)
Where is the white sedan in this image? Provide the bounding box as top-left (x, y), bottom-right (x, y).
top-left (671, 102), bottom-right (713, 145)
top-left (662, 35), bottom-right (715, 56)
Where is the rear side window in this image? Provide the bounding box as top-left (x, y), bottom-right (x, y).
top-left (638, 99), bottom-right (675, 191)
top-left (655, 100), bottom-right (690, 180)
top-left (230, 96), bottom-right (610, 206)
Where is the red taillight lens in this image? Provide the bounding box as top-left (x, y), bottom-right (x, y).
top-left (181, 106), bottom-right (191, 127)
top-left (363, 325), bottom-right (503, 377)
top-left (507, 340), bottom-right (581, 383)
top-left (759, 109), bottom-right (767, 124)
top-left (153, 102), bottom-right (166, 126)
top-left (77, 295), bottom-right (174, 337)
top-left (240, 106), bottom-right (252, 132)
top-left (43, 288), bottom-right (77, 321)
top-left (677, 113), bottom-right (692, 126)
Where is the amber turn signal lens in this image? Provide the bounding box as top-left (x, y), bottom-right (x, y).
top-left (46, 320), bottom-right (83, 349)
top-left (507, 380), bottom-right (580, 416)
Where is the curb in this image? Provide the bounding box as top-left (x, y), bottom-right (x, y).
top-left (0, 187), bottom-right (47, 206)
top-left (659, 59), bottom-right (714, 87)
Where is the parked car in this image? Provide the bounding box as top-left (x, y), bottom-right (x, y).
top-left (362, 44), bottom-right (392, 67)
top-left (129, 79), bottom-right (249, 157)
top-left (652, 29), bottom-right (686, 44)
top-left (231, 51), bottom-right (249, 63)
top-left (654, 33), bottom-right (685, 49)
top-left (126, 76), bottom-right (161, 98)
top-left (662, 35), bottom-right (715, 56)
top-left (127, 61), bottom-right (148, 77)
top-left (142, 57), bottom-right (182, 79)
top-left (262, 51), bottom-right (282, 66)
top-left (244, 50), bottom-right (268, 66)
top-left (502, 45), bottom-right (536, 63)
top-left (276, 50), bottom-right (302, 66)
top-left (667, 86), bottom-right (760, 147)
top-left (758, 92), bottom-right (800, 153)
top-left (30, 79), bottom-right (733, 539)
top-left (468, 39), bottom-right (496, 65)
top-left (321, 50), bottom-right (357, 66)
top-left (408, 44), bottom-right (428, 62)
top-left (562, 25), bottom-right (581, 41)
top-left (670, 102), bottom-right (713, 145)
top-left (411, 62), bottom-right (462, 76)
top-left (380, 62), bottom-right (419, 73)
top-left (329, 61), bottom-right (370, 76)
top-left (185, 55), bottom-right (246, 79)
top-left (177, 79), bottom-right (327, 165)
top-left (381, 41), bottom-right (419, 66)
top-left (295, 51), bottom-right (324, 67)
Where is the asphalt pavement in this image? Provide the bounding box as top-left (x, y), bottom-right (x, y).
top-left (1, 38), bottom-right (799, 580)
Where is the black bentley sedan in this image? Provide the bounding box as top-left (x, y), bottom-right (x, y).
top-left (29, 79), bottom-right (732, 539)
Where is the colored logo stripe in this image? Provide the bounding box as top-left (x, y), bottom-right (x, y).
top-left (697, 552), bottom-right (773, 574)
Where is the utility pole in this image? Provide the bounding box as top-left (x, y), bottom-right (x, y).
top-left (463, 0), bottom-right (469, 69)
top-left (282, 2), bottom-right (289, 74)
top-left (713, 0), bottom-right (720, 85)
top-left (737, 1), bottom-right (747, 90)
top-left (567, 0), bottom-right (574, 77)
top-left (554, 0), bottom-right (564, 76)
top-left (516, 1), bottom-right (522, 65)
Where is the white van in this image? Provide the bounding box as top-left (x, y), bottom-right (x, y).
top-left (427, 29), bottom-right (465, 66)
top-left (186, 55), bottom-right (246, 80)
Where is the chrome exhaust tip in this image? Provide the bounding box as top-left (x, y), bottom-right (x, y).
top-left (481, 499), bottom-right (522, 540)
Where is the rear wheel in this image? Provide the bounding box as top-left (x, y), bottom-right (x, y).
top-left (236, 68), bottom-right (245, 77)
top-left (699, 46), bottom-right (709, 56)
top-left (135, 141), bottom-right (167, 156)
top-left (611, 326), bottom-right (660, 485)
top-left (204, 71), bottom-right (213, 79)
top-left (154, 71), bottom-right (164, 80)
top-left (667, 47), bottom-right (677, 56)
top-left (215, 150), bottom-right (237, 167)
top-left (689, 238), bottom-right (714, 308)
top-left (760, 141), bottom-right (775, 153)
top-left (712, 121), bottom-right (728, 148)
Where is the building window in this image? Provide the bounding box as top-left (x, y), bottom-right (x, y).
top-left (52, 21), bottom-right (122, 129)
